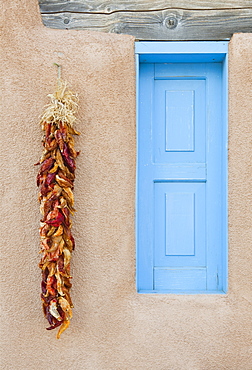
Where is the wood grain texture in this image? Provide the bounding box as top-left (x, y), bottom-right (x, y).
top-left (39, 0), bottom-right (252, 12)
top-left (39, 1), bottom-right (252, 40)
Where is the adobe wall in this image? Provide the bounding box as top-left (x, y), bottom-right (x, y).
top-left (1, 1), bottom-right (251, 369)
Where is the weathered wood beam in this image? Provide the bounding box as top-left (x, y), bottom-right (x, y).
top-left (38, 1), bottom-right (252, 40)
top-left (39, 1), bottom-right (252, 13)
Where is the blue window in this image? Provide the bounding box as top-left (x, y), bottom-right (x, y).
top-left (136, 42), bottom-right (228, 294)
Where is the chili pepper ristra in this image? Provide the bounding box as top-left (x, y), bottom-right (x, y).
top-left (36, 76), bottom-right (80, 338)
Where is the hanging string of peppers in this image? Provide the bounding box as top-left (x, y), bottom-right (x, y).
top-left (36, 76), bottom-right (80, 338)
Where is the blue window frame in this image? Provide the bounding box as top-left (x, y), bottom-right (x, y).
top-left (136, 42), bottom-right (228, 294)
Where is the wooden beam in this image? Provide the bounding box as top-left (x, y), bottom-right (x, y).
top-left (39, 1), bottom-right (252, 12)
top-left (39, 1), bottom-right (252, 40)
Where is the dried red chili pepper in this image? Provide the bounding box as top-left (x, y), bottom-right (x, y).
top-left (37, 79), bottom-right (79, 338)
top-left (39, 157), bottom-right (54, 174)
top-left (45, 211), bottom-right (65, 227)
top-left (62, 142), bottom-right (76, 172)
top-left (45, 172), bottom-right (57, 186)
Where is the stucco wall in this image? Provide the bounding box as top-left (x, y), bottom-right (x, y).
top-left (1, 1), bottom-right (252, 369)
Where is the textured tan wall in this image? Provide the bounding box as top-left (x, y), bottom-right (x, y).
top-left (1, 1), bottom-right (252, 369)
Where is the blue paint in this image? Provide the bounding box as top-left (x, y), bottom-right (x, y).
top-left (135, 41), bottom-right (228, 63)
top-left (135, 41), bottom-right (228, 55)
top-left (154, 267), bottom-right (207, 291)
top-left (154, 71), bottom-right (206, 164)
top-left (165, 90), bottom-right (195, 152)
top-left (155, 182), bottom-right (205, 269)
top-left (136, 42), bottom-right (228, 294)
top-left (165, 192), bottom-right (195, 256)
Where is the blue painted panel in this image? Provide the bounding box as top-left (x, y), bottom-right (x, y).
top-left (154, 73), bottom-right (206, 164)
top-left (154, 267), bottom-right (206, 291)
top-left (154, 182), bottom-right (206, 268)
top-left (165, 90), bottom-right (195, 152)
top-left (137, 45), bottom-right (227, 293)
top-left (165, 192), bottom-right (195, 256)
top-left (136, 41), bottom-right (228, 63)
top-left (152, 164), bottom-right (207, 181)
top-left (137, 63), bottom-right (155, 290)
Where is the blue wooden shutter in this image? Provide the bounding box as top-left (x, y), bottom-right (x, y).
top-left (137, 44), bottom-right (228, 293)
